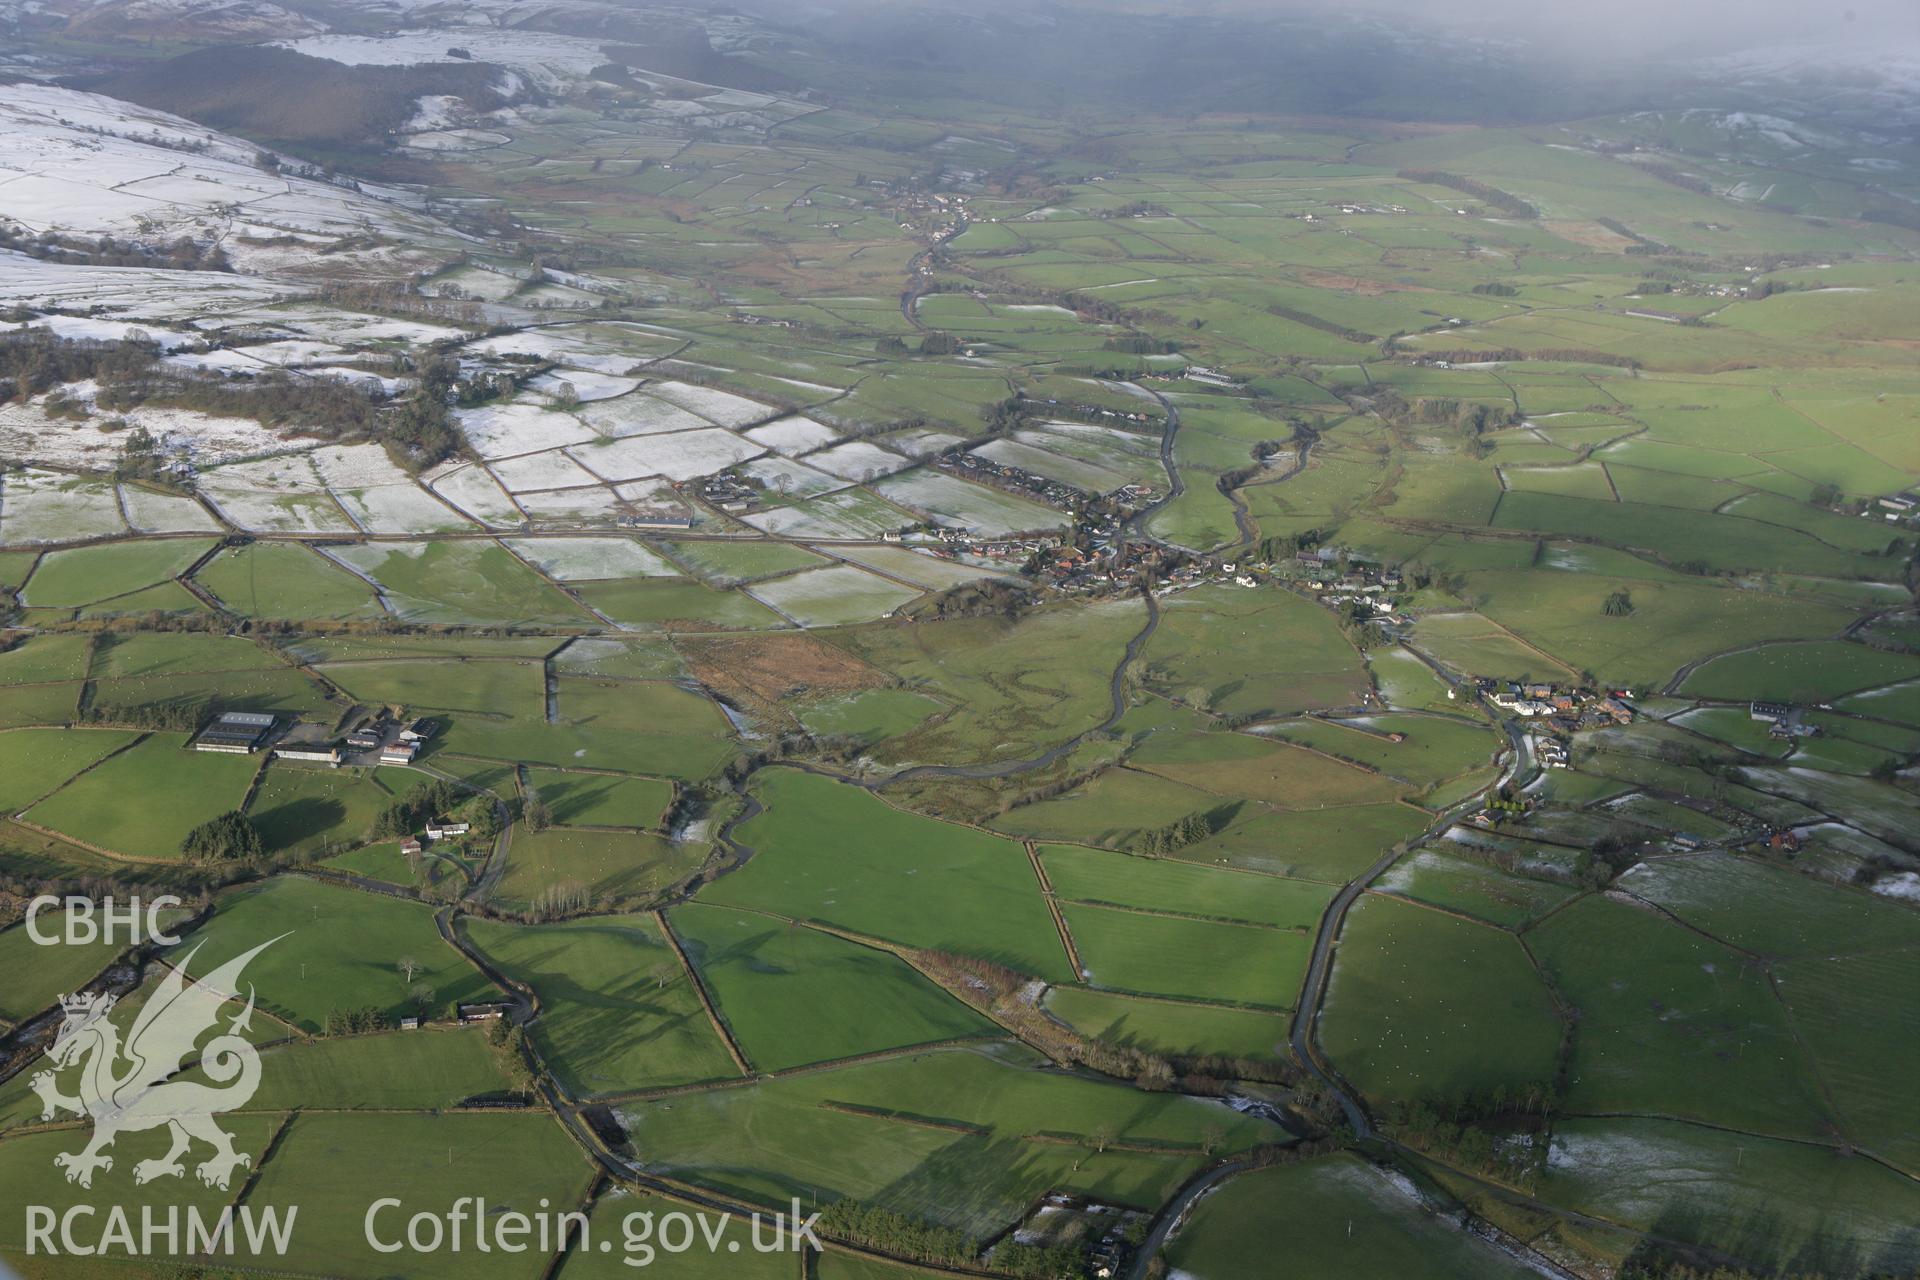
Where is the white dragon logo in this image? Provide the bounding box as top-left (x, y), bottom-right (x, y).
top-left (31, 937), bottom-right (282, 1191)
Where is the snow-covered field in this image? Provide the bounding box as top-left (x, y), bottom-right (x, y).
top-left (567, 428), bottom-right (763, 483)
top-left (874, 468), bottom-right (1068, 535)
top-left (879, 427), bottom-right (967, 457)
top-left (502, 537), bottom-right (682, 581)
top-left (744, 415), bottom-right (841, 455)
top-left (490, 450), bottom-right (603, 493)
top-left (975, 437), bottom-right (1128, 492)
top-left (579, 393), bottom-right (714, 439)
top-left (0, 253), bottom-right (289, 319)
top-left (197, 454), bottom-right (358, 533)
top-left (512, 485), bottom-right (620, 521)
top-left (745, 563), bottom-right (922, 627)
top-left (461, 327), bottom-right (657, 376)
top-left (457, 402), bottom-right (596, 458)
top-left (120, 484), bottom-right (222, 534)
top-left (426, 461), bottom-right (524, 527)
top-left (0, 468), bottom-right (128, 544)
top-left (23, 385), bottom-right (298, 468)
top-left (743, 490), bottom-right (908, 540)
top-left (830, 544), bottom-right (1010, 590)
top-left (310, 445), bottom-right (472, 534)
top-left (528, 371), bottom-right (641, 402)
top-left (646, 380), bottom-right (775, 428)
top-left (0, 84), bottom-right (444, 247)
top-left (739, 455), bottom-right (846, 500)
top-left (804, 439), bottom-right (911, 481)
top-left (274, 30), bottom-right (614, 94)
top-left (15, 314), bottom-right (197, 351)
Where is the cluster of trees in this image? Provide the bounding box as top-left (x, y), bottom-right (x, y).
top-left (0, 331), bottom-right (386, 440)
top-left (1135, 811), bottom-right (1214, 853)
top-left (912, 948), bottom-right (1294, 1093)
top-left (1596, 217), bottom-right (1668, 251)
top-left (97, 45), bottom-right (504, 147)
top-left (992, 1239), bottom-right (1091, 1279)
top-left (1265, 302), bottom-right (1377, 345)
top-left (1103, 334), bottom-right (1180, 354)
top-left (1620, 1264), bottom-right (1804, 1280)
top-left (370, 779), bottom-right (492, 840)
top-left (1372, 391), bottom-right (1523, 443)
top-left (1402, 346), bottom-right (1641, 370)
top-left (914, 580), bottom-right (1034, 620)
top-left (526, 879), bottom-right (596, 921)
top-left (322, 1006), bottom-right (390, 1036)
top-left (180, 811), bottom-right (265, 863)
top-left (0, 224), bottom-right (230, 272)
top-left (484, 1018), bottom-right (537, 1096)
top-left (1640, 164), bottom-right (1713, 196)
top-left (815, 1202), bottom-right (979, 1270)
top-left (1395, 169), bottom-right (1538, 218)
top-left (82, 698), bottom-right (215, 732)
top-left (1382, 1083), bottom-right (1556, 1185)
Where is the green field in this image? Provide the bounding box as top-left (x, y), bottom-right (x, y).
top-left (1530, 894), bottom-right (1837, 1139)
top-left (243, 1026), bottom-right (511, 1110)
top-left (437, 679), bottom-right (735, 780)
top-left (1258, 713), bottom-right (1499, 787)
top-left (576, 579), bottom-right (788, 630)
top-left (0, 921), bottom-right (133, 1024)
top-left (1042, 987), bottom-right (1289, 1060)
top-left (494, 826), bottom-right (701, 912)
top-left (0, 726), bottom-right (140, 812)
top-left (463, 914), bottom-right (741, 1095)
top-left (20, 539), bottom-right (215, 608)
top-left (1166, 1155), bottom-right (1541, 1280)
top-left (524, 767), bottom-right (673, 829)
top-left (89, 632), bottom-right (283, 679)
top-left (841, 600), bottom-right (1145, 767)
top-left (1143, 586), bottom-right (1368, 718)
top-left (666, 538), bottom-right (832, 584)
top-left (798, 687), bottom-right (947, 745)
top-left (248, 764), bottom-right (404, 857)
top-left (1040, 844), bottom-right (1334, 926)
top-left (24, 733), bottom-right (260, 859)
top-left (1063, 904), bottom-right (1311, 1009)
top-left (699, 769), bottom-right (1073, 982)
top-left (1539, 1118), bottom-right (1920, 1277)
top-left (184, 877), bottom-right (492, 1030)
top-left (1320, 894), bottom-right (1562, 1103)
top-left (1373, 851), bottom-right (1580, 928)
top-left (196, 541), bottom-right (385, 619)
top-left (237, 1112), bottom-right (594, 1280)
top-left (1774, 945), bottom-right (1920, 1170)
top-left (317, 657), bottom-right (546, 718)
top-left (672, 904), bottom-right (993, 1071)
top-left (328, 541), bottom-right (594, 627)
top-left (1678, 639), bottom-right (1920, 701)
top-left (615, 1043), bottom-right (1276, 1237)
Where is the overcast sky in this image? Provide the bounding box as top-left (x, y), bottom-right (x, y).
top-left (1348, 0), bottom-right (1920, 56)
